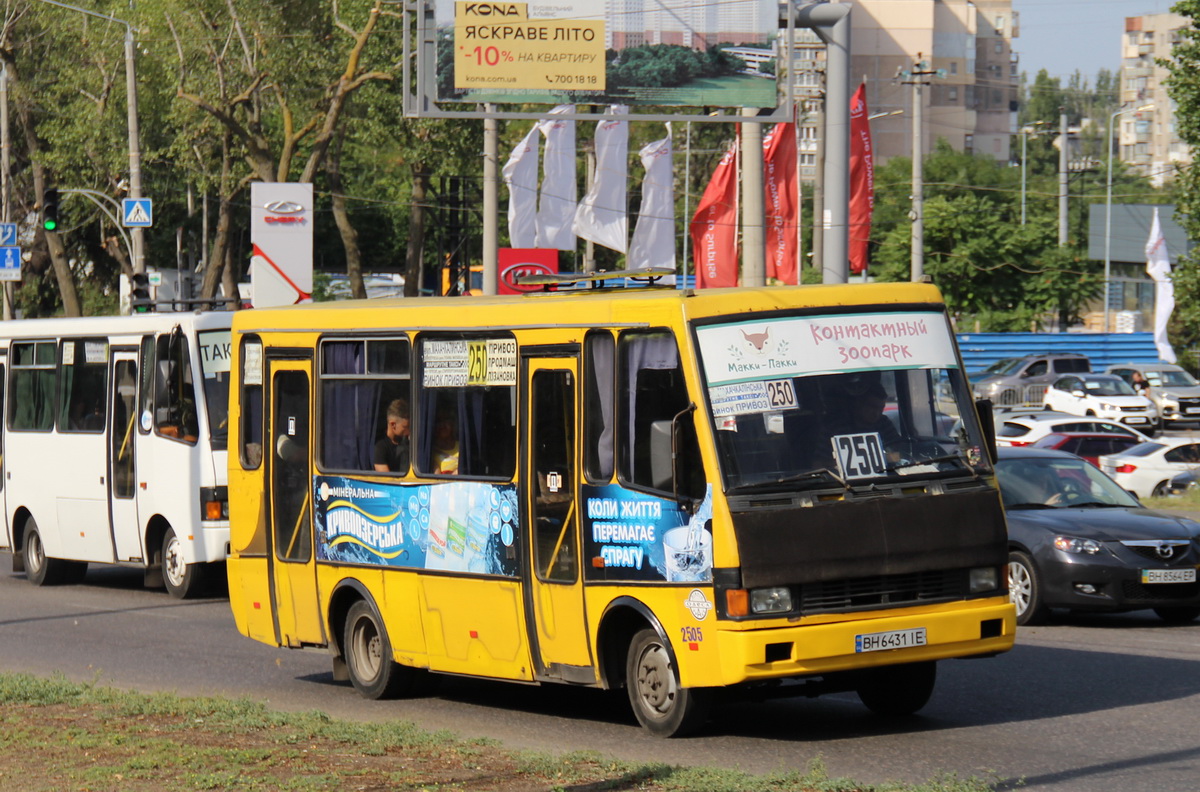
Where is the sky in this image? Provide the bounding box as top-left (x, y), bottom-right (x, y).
top-left (1013, 0), bottom-right (1179, 83)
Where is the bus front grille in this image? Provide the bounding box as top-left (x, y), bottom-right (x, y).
top-left (799, 569), bottom-right (968, 615)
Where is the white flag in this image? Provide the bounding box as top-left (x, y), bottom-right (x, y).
top-left (1145, 207), bottom-right (1177, 363)
top-left (502, 125), bottom-right (540, 248)
top-left (628, 125), bottom-right (675, 272)
top-left (536, 104), bottom-right (577, 250)
top-left (574, 106), bottom-right (629, 253)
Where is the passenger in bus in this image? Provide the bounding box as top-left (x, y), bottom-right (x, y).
top-left (373, 399), bottom-right (410, 473)
top-left (432, 409), bottom-right (460, 474)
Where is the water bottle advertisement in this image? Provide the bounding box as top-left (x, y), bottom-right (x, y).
top-left (582, 484), bottom-right (714, 583)
top-left (313, 476), bottom-right (520, 577)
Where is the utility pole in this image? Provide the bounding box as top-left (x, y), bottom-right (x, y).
top-left (900, 57), bottom-right (941, 282)
top-left (482, 106), bottom-right (498, 294)
top-left (1, 66), bottom-right (11, 320)
top-left (812, 94), bottom-right (825, 274)
top-left (1058, 110), bottom-right (1068, 246)
top-left (741, 107), bottom-right (765, 286)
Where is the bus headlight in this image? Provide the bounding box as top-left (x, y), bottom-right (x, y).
top-left (750, 586), bottom-right (793, 614)
top-left (969, 567), bottom-right (999, 593)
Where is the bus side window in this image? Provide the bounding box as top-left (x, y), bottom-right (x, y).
top-left (240, 337), bottom-right (264, 469)
top-left (10, 341), bottom-right (56, 431)
top-left (318, 337), bottom-right (410, 474)
top-left (58, 339), bottom-right (109, 434)
top-left (618, 330), bottom-right (701, 497)
top-left (584, 331), bottom-right (615, 483)
top-left (154, 332), bottom-right (198, 444)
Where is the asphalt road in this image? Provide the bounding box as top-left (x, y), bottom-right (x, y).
top-left (1, 565), bottom-right (1199, 791)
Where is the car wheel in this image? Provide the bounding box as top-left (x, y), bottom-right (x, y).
top-left (1085, 410), bottom-right (1096, 417)
top-left (626, 627), bottom-right (710, 737)
top-left (855, 661), bottom-right (936, 716)
top-left (343, 599), bottom-right (414, 700)
top-left (1154, 606), bottom-right (1200, 624)
top-left (1008, 550), bottom-right (1049, 626)
top-left (1152, 481), bottom-right (1171, 498)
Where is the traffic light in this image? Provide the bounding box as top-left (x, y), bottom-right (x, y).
top-left (41, 188), bottom-right (59, 232)
top-left (131, 272), bottom-right (150, 312)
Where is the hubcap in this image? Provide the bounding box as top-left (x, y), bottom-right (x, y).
top-left (351, 617), bottom-right (383, 681)
top-left (26, 533), bottom-right (43, 574)
top-left (164, 535), bottom-right (186, 588)
top-left (634, 642), bottom-right (676, 717)
top-left (1008, 561), bottom-right (1031, 616)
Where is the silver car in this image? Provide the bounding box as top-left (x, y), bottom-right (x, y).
top-left (1106, 363), bottom-right (1200, 429)
top-left (971, 353), bottom-right (1091, 408)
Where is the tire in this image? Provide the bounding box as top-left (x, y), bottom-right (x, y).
top-left (343, 599), bottom-right (413, 699)
top-left (1008, 550), bottom-right (1049, 626)
top-left (625, 627), bottom-right (710, 737)
top-left (855, 661), bottom-right (936, 716)
top-left (23, 519), bottom-right (67, 587)
top-left (162, 526), bottom-right (204, 599)
top-left (1154, 606), bottom-right (1200, 624)
top-left (1151, 481), bottom-right (1170, 499)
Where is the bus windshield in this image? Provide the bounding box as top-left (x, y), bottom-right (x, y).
top-left (696, 311), bottom-right (992, 493)
top-left (198, 329), bottom-right (231, 450)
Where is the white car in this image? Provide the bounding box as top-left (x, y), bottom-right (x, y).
top-left (1099, 437), bottom-right (1200, 499)
top-left (1106, 363), bottom-right (1200, 429)
top-left (994, 410), bottom-right (1152, 448)
top-left (1042, 374), bottom-right (1157, 431)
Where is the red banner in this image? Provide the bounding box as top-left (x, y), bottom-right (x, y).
top-left (763, 123), bottom-right (798, 284)
top-left (691, 140), bottom-right (739, 288)
top-left (849, 84), bottom-right (875, 275)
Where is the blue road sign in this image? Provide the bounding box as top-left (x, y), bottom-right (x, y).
top-left (0, 223), bottom-right (16, 247)
top-left (0, 246), bottom-right (21, 282)
top-left (122, 198), bottom-right (153, 228)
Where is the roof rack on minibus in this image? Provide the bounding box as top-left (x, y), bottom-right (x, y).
top-left (513, 267), bottom-right (675, 292)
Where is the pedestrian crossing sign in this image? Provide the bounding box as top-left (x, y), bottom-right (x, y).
top-left (122, 198), bottom-right (153, 228)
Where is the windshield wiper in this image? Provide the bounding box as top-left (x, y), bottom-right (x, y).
top-left (1064, 501), bottom-right (1125, 508)
top-left (1006, 502), bottom-right (1058, 510)
top-left (729, 467), bottom-right (847, 493)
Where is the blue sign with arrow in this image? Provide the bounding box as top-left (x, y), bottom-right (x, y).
top-left (0, 246), bottom-right (21, 282)
top-left (0, 223), bottom-right (16, 247)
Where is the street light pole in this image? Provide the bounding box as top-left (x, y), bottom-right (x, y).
top-left (1104, 103), bottom-right (1154, 333)
top-left (37, 0), bottom-right (143, 276)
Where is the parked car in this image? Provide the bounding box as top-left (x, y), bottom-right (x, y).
top-left (971, 353), bottom-right (1091, 407)
top-left (1099, 437), bottom-right (1200, 499)
top-left (994, 410), bottom-right (1151, 448)
top-left (1165, 469), bottom-right (1200, 497)
top-left (1029, 432), bottom-right (1144, 466)
top-left (1106, 362), bottom-right (1200, 429)
top-left (997, 446), bottom-right (1200, 625)
top-left (1041, 373), bottom-right (1157, 431)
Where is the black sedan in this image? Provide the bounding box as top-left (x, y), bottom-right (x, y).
top-left (996, 447), bottom-right (1200, 625)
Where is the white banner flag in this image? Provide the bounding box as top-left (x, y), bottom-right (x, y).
top-left (502, 125), bottom-right (540, 249)
top-left (536, 104), bottom-right (577, 250)
top-left (1145, 207), bottom-right (1177, 363)
top-left (628, 125), bottom-right (675, 272)
top-left (574, 106), bottom-right (629, 253)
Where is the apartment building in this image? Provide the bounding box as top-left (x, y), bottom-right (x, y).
top-left (784, 0), bottom-right (1019, 175)
top-left (1120, 13), bottom-right (1190, 187)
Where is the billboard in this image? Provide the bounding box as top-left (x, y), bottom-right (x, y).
top-left (436, 0), bottom-right (777, 107)
top-left (250, 183), bottom-right (313, 308)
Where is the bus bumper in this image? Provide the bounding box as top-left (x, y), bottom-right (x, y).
top-left (711, 598), bottom-right (1015, 687)
top-left (194, 520), bottom-right (231, 563)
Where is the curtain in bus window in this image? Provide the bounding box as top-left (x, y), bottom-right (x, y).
top-left (321, 343), bottom-right (380, 470)
top-left (584, 333), bottom-right (615, 481)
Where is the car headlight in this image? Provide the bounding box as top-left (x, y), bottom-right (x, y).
top-left (1099, 402), bottom-right (1116, 412)
top-left (1054, 535), bottom-right (1102, 555)
top-left (750, 586), bottom-right (793, 614)
top-left (1163, 399), bottom-right (1179, 410)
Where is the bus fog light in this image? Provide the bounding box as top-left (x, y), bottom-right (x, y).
top-left (750, 587), bottom-right (793, 614)
top-left (969, 567), bottom-right (998, 593)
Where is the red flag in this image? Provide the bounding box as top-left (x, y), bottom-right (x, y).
top-left (849, 84), bottom-right (875, 275)
top-left (691, 139), bottom-right (739, 288)
top-left (763, 123), bottom-right (798, 284)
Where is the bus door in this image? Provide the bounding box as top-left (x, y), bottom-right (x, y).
top-left (266, 356), bottom-right (323, 648)
top-left (523, 354), bottom-right (593, 682)
top-left (108, 351), bottom-right (142, 562)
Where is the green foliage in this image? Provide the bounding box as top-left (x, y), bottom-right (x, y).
top-left (608, 45), bottom-right (744, 89)
top-left (1163, 2), bottom-right (1200, 348)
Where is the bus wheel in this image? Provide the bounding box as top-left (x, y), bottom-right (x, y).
top-left (625, 628), bottom-right (710, 737)
top-left (855, 661), bottom-right (936, 716)
top-left (344, 600), bottom-right (413, 699)
top-left (23, 519), bottom-right (66, 586)
top-left (162, 527), bottom-right (204, 599)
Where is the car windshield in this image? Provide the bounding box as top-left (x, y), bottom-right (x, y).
top-left (197, 329), bottom-right (231, 450)
top-left (695, 311), bottom-right (992, 493)
top-left (1079, 378), bottom-right (1135, 396)
top-left (1118, 442), bottom-right (1166, 457)
top-left (982, 358), bottom-right (1022, 376)
top-left (996, 456), bottom-right (1140, 509)
top-left (1154, 369), bottom-right (1200, 387)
